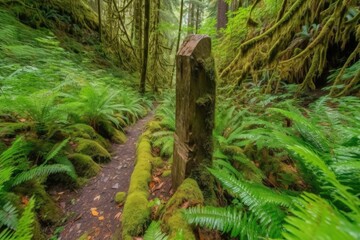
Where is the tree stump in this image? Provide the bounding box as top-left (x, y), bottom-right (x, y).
top-left (172, 35), bottom-right (216, 192)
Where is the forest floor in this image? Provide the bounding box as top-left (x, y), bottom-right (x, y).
top-left (56, 112), bottom-right (155, 240)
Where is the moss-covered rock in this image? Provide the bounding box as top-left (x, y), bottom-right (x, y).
top-left (68, 153), bottom-right (101, 178)
top-left (51, 124), bottom-right (109, 148)
top-left (161, 178), bottom-right (204, 239)
top-left (75, 138), bottom-right (111, 163)
top-left (98, 120), bottom-right (127, 144)
top-left (14, 181), bottom-right (62, 224)
top-left (111, 129), bottom-right (127, 144)
top-left (115, 192), bottom-right (126, 204)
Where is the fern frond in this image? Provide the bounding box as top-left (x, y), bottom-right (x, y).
top-left (11, 197), bottom-right (35, 240)
top-left (143, 221), bottom-right (168, 240)
top-left (0, 202), bottom-right (18, 230)
top-left (185, 206), bottom-right (265, 239)
top-left (283, 192), bottom-right (360, 240)
top-left (12, 164), bottom-right (73, 186)
top-left (44, 138), bottom-right (69, 164)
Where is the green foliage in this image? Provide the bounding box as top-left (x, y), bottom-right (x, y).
top-left (0, 197), bottom-right (35, 240)
top-left (143, 221), bottom-right (168, 240)
top-left (283, 193), bottom-right (360, 240)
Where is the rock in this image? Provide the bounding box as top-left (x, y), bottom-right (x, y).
top-left (112, 183), bottom-right (119, 189)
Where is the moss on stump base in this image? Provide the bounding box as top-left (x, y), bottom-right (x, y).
top-left (161, 178), bottom-right (204, 239)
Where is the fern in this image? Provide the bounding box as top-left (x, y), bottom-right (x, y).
top-left (43, 138), bottom-right (70, 164)
top-left (185, 206), bottom-right (264, 239)
top-left (143, 221), bottom-right (168, 240)
top-left (11, 164), bottom-right (73, 187)
top-left (0, 197), bottom-right (35, 240)
top-left (0, 202), bottom-right (18, 230)
top-left (283, 192), bottom-right (360, 240)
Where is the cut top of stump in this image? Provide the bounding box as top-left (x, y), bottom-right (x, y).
top-left (178, 34), bottom-right (211, 59)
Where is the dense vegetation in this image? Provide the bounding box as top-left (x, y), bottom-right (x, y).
top-left (0, 0), bottom-right (359, 239)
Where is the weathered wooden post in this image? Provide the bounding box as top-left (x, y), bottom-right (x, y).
top-left (172, 35), bottom-right (216, 192)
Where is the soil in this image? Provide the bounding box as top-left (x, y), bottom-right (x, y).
top-left (57, 112), bottom-right (155, 240)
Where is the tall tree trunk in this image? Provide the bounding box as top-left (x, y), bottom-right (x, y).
top-left (195, 3), bottom-right (200, 33)
top-left (217, 0), bottom-right (228, 31)
top-left (170, 0), bottom-right (184, 88)
top-left (98, 0), bottom-right (102, 42)
top-left (187, 2), bottom-right (195, 34)
top-left (140, 0), bottom-right (150, 94)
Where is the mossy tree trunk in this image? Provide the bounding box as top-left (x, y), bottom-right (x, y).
top-left (172, 35), bottom-right (216, 194)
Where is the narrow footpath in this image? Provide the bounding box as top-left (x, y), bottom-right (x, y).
top-left (59, 112), bottom-right (154, 240)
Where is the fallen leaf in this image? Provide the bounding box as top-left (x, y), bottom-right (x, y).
top-left (19, 118), bottom-right (26, 122)
top-left (114, 212), bottom-right (122, 220)
top-left (98, 216), bottom-right (104, 220)
top-left (91, 208), bottom-right (99, 216)
top-left (57, 192), bottom-right (64, 195)
top-left (152, 182), bottom-right (165, 192)
top-left (153, 176), bottom-right (161, 183)
top-left (21, 196), bottom-right (29, 205)
top-left (181, 201), bottom-right (190, 209)
top-left (94, 195), bottom-right (101, 201)
top-left (91, 208), bottom-right (97, 211)
top-left (149, 181), bottom-right (156, 190)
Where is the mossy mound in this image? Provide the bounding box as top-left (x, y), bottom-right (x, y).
top-left (14, 181), bottom-right (62, 224)
top-left (75, 138), bottom-right (111, 163)
top-left (111, 129), bottom-right (127, 144)
top-left (51, 124), bottom-right (109, 149)
top-left (115, 192), bottom-right (126, 204)
top-left (147, 121), bottom-right (162, 132)
top-left (97, 120), bottom-right (127, 144)
top-left (121, 192), bottom-right (151, 239)
top-left (161, 178), bottom-right (204, 239)
top-left (68, 153), bottom-right (101, 178)
top-left (121, 131), bottom-right (153, 239)
top-left (0, 122), bottom-right (31, 138)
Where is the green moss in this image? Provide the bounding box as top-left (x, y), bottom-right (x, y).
top-left (121, 192), bottom-right (151, 238)
top-left (128, 169), bottom-right (151, 193)
top-left (75, 138), bottom-right (111, 163)
top-left (168, 211), bottom-right (195, 240)
top-left (14, 181), bottom-right (62, 224)
top-left (121, 132), bottom-right (153, 239)
top-left (51, 124), bottom-right (109, 148)
top-left (77, 232), bottom-right (89, 240)
top-left (161, 178), bottom-right (204, 238)
top-left (32, 216), bottom-right (46, 240)
top-left (68, 153), bottom-right (101, 178)
top-left (151, 157), bottom-right (164, 168)
top-left (111, 129), bottom-right (127, 144)
top-left (115, 192), bottom-right (126, 204)
top-left (147, 121), bottom-right (162, 132)
top-left (98, 120), bottom-right (127, 144)
top-left (0, 122), bottom-right (31, 138)
top-left (162, 170), bottom-right (171, 177)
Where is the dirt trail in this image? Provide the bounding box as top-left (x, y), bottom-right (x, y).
top-left (59, 112), bottom-right (154, 240)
